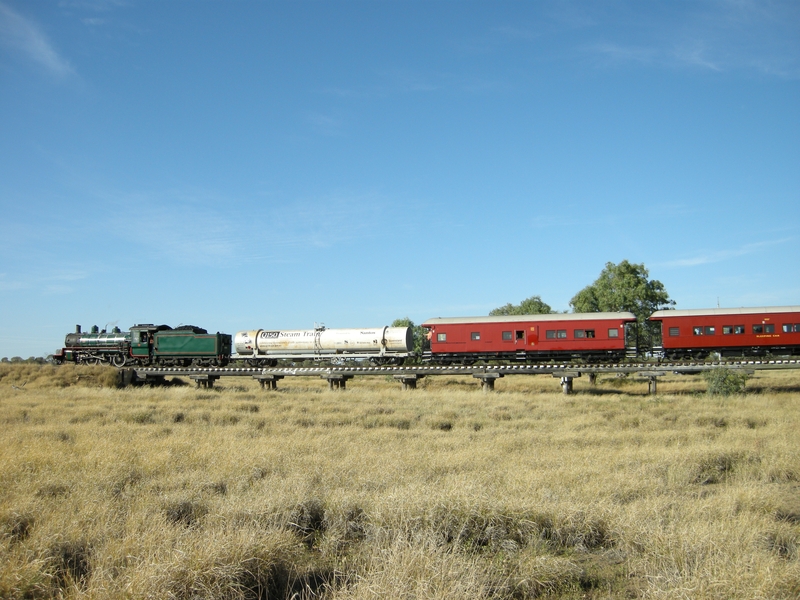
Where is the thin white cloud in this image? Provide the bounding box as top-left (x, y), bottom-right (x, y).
top-left (58, 0), bottom-right (127, 10)
top-left (580, 1), bottom-right (799, 78)
top-left (0, 269), bottom-right (89, 294)
top-left (0, 273), bottom-right (24, 292)
top-left (672, 42), bottom-right (722, 71)
top-left (660, 238), bottom-right (795, 268)
top-left (322, 68), bottom-right (500, 100)
top-left (307, 112), bottom-right (343, 136)
top-left (3, 187), bottom-right (403, 271)
top-left (489, 25), bottom-right (538, 42)
top-left (589, 42), bottom-right (656, 66)
top-left (0, 2), bottom-right (74, 77)
top-left (97, 189), bottom-right (405, 267)
top-left (386, 69), bottom-right (442, 93)
top-left (587, 41), bottom-right (725, 72)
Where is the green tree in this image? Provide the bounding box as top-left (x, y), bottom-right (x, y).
top-left (391, 317), bottom-right (427, 361)
top-left (569, 260), bottom-right (675, 352)
top-left (703, 367), bottom-right (748, 396)
top-left (570, 261), bottom-right (674, 321)
top-left (490, 295), bottom-right (553, 316)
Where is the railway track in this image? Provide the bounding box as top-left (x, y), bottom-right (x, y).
top-left (125, 358), bottom-right (800, 394)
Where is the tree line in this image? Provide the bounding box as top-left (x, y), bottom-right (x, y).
top-left (1, 356), bottom-right (51, 364)
top-left (489, 260), bottom-right (673, 320)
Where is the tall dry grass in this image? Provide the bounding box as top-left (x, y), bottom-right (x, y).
top-left (0, 365), bottom-right (798, 598)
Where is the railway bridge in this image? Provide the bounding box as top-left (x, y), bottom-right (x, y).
top-left (122, 358), bottom-right (800, 395)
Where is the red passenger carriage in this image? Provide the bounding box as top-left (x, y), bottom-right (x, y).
top-left (649, 306), bottom-right (800, 359)
top-left (421, 313), bottom-right (637, 363)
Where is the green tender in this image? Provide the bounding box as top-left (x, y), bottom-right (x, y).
top-left (154, 331), bottom-right (224, 357)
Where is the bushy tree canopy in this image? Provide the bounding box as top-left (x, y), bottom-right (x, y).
top-left (391, 317), bottom-right (427, 359)
top-left (569, 260), bottom-right (674, 322)
top-left (490, 295), bottom-right (553, 316)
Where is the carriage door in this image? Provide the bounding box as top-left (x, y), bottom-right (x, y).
top-left (516, 330), bottom-right (525, 346)
top-left (624, 322), bottom-right (639, 353)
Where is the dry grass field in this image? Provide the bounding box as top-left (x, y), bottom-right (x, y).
top-left (1, 363), bottom-right (798, 599)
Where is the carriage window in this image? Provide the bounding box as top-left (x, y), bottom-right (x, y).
top-left (471, 332), bottom-right (480, 341)
top-left (752, 325), bottom-right (763, 334)
top-left (608, 328), bottom-right (619, 338)
top-left (557, 330), bottom-right (567, 339)
top-left (574, 329), bottom-right (585, 339)
top-left (765, 324), bottom-right (774, 333)
top-left (693, 327), bottom-right (703, 335)
top-left (704, 326), bottom-right (715, 335)
top-left (783, 324), bottom-right (792, 333)
top-left (734, 325), bottom-right (745, 334)
top-left (796, 324), bottom-right (800, 332)
top-left (502, 331), bottom-right (512, 341)
top-left (668, 327), bottom-right (680, 336)
top-left (516, 330), bottom-right (525, 340)
top-left (437, 333), bottom-right (447, 342)
top-left (546, 330), bottom-right (555, 339)
top-left (585, 329), bottom-right (595, 338)
top-left (723, 326), bottom-right (733, 335)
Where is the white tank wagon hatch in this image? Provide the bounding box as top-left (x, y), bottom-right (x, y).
top-left (233, 325), bottom-right (414, 365)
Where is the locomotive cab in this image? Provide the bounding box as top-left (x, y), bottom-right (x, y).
top-left (130, 324), bottom-right (170, 363)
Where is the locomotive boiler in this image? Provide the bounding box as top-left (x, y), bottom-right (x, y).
top-left (57, 325), bottom-right (130, 366)
top-left (233, 325), bottom-right (413, 365)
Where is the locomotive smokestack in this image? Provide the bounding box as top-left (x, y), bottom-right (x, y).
top-left (76, 325), bottom-right (81, 334)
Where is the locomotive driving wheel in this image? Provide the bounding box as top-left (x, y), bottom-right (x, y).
top-left (111, 354), bottom-right (127, 367)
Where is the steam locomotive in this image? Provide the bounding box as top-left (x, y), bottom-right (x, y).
top-left (53, 324), bottom-right (232, 367)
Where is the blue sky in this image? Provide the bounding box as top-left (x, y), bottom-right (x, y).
top-left (1, 0), bottom-right (798, 359)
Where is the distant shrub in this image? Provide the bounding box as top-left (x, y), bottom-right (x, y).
top-left (127, 410), bottom-right (156, 425)
top-left (2, 512), bottom-right (34, 543)
top-left (48, 539), bottom-right (93, 587)
top-left (703, 367), bottom-right (748, 396)
top-left (692, 451), bottom-right (744, 485)
top-left (288, 498), bottom-right (327, 548)
top-left (36, 483), bottom-right (71, 498)
top-left (164, 500), bottom-right (208, 527)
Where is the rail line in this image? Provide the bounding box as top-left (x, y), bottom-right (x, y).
top-left (124, 358), bottom-right (800, 394)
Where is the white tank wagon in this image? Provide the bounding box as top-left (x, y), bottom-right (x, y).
top-left (233, 326), bottom-right (414, 365)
